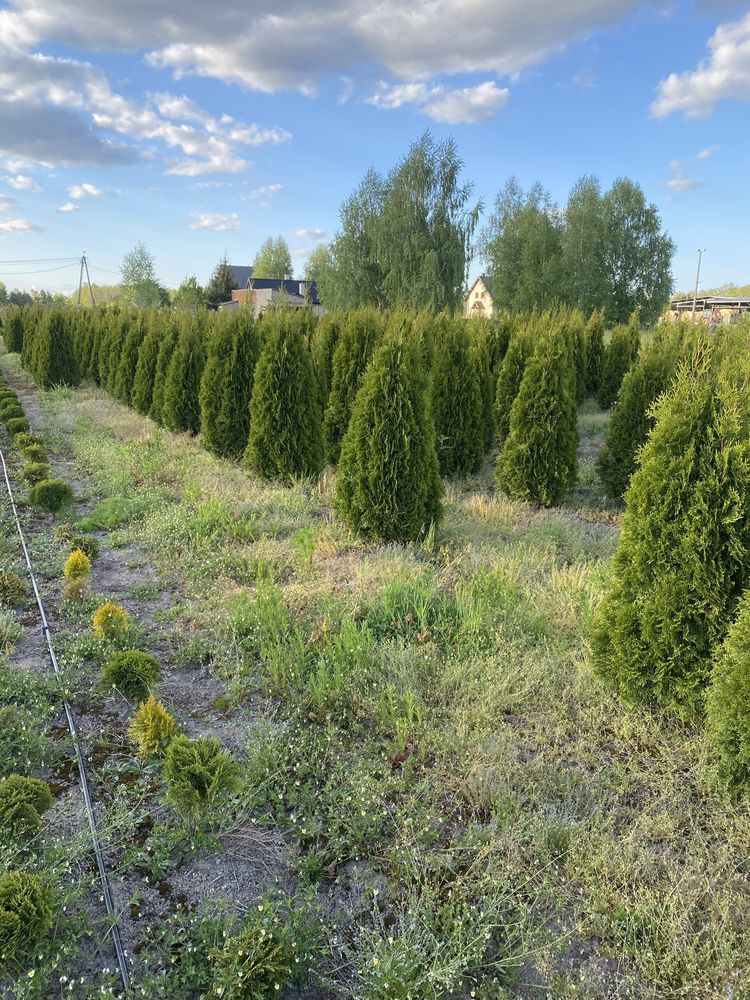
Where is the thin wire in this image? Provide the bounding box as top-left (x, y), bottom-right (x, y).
top-left (0, 257), bottom-right (80, 264)
top-left (0, 442), bottom-right (133, 994)
top-left (0, 263), bottom-right (80, 276)
top-left (87, 263), bottom-right (121, 276)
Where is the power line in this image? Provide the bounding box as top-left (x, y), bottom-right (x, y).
top-left (0, 257), bottom-right (80, 264)
top-left (0, 262), bottom-right (80, 276)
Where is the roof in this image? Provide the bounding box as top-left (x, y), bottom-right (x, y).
top-left (229, 265), bottom-right (253, 288)
top-left (465, 273), bottom-right (493, 299)
top-left (250, 278), bottom-right (321, 304)
top-left (671, 295), bottom-right (750, 308)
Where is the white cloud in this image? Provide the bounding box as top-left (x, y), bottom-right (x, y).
top-left (369, 80), bottom-right (509, 123)
top-left (3, 173), bottom-right (41, 192)
top-left (652, 11), bottom-right (750, 118)
top-left (697, 144), bottom-right (718, 160)
top-left (666, 159), bottom-right (704, 193)
top-left (68, 182), bottom-right (103, 199)
top-left (422, 81), bottom-right (510, 123)
top-left (189, 212), bottom-right (241, 231)
top-left (0, 218), bottom-right (44, 233)
top-left (294, 227), bottom-right (326, 240)
top-left (57, 202), bottom-right (78, 212)
top-left (1, 0), bottom-right (642, 95)
top-left (0, 195), bottom-right (20, 212)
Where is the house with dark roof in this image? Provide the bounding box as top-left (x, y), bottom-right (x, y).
top-left (464, 274), bottom-right (494, 318)
top-left (218, 268), bottom-right (324, 317)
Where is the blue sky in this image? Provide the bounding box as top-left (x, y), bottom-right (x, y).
top-left (0, 0), bottom-right (747, 295)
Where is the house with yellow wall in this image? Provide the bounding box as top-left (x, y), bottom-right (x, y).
top-left (464, 275), bottom-right (494, 319)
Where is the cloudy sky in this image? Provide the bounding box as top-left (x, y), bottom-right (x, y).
top-left (0, 0), bottom-right (748, 293)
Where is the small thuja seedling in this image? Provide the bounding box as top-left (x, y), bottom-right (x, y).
top-left (128, 695), bottom-right (178, 757)
top-left (92, 600), bottom-right (130, 641)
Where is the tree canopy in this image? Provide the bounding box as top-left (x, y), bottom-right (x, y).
top-left (481, 175), bottom-right (675, 325)
top-left (252, 237), bottom-right (293, 279)
top-left (120, 242), bottom-right (163, 309)
top-left (205, 254), bottom-right (238, 308)
top-left (321, 132), bottom-right (481, 314)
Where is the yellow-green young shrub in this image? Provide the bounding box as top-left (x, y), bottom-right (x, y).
top-left (101, 650), bottom-right (159, 700)
top-left (0, 871), bottom-right (54, 965)
top-left (63, 548), bottom-right (91, 580)
top-left (91, 600), bottom-right (130, 641)
top-left (62, 577), bottom-right (88, 602)
top-left (0, 775), bottom-right (53, 837)
top-left (28, 478), bottom-right (73, 512)
top-left (705, 591), bottom-right (750, 796)
top-left (0, 572), bottom-right (26, 605)
top-left (53, 524), bottom-right (100, 560)
top-left (13, 432), bottom-right (43, 451)
top-left (21, 462), bottom-right (51, 485)
top-left (127, 695), bottom-right (177, 757)
top-left (164, 734), bottom-right (239, 829)
top-left (6, 417), bottom-right (30, 436)
top-left (20, 444), bottom-right (46, 464)
top-left (208, 901), bottom-right (299, 998)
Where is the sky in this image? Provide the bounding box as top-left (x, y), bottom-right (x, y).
top-left (0, 0), bottom-right (748, 295)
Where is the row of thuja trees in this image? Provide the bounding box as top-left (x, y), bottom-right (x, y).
top-left (6, 300), bottom-right (750, 792)
top-left (3, 301), bottom-right (638, 542)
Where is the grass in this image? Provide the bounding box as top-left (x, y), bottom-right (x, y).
top-left (0, 354), bottom-right (748, 997)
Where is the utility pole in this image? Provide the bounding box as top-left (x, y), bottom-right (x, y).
top-left (76, 253), bottom-right (85, 307)
top-left (691, 248), bottom-right (706, 323)
top-left (83, 252), bottom-right (95, 307)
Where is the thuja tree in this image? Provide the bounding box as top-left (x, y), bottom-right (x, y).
top-left (469, 319), bottom-right (495, 454)
top-left (97, 314), bottom-right (126, 392)
top-left (199, 319), bottom-right (235, 456)
top-left (323, 307), bottom-right (383, 464)
top-left (162, 318), bottom-right (206, 434)
top-left (310, 313), bottom-right (342, 412)
top-left (598, 309), bottom-right (640, 409)
top-left (585, 309), bottom-right (605, 394)
top-left (112, 313), bottom-right (147, 405)
top-left (149, 320), bottom-right (180, 423)
top-left (572, 311), bottom-right (587, 404)
top-left (431, 319), bottom-right (484, 476)
top-left (131, 315), bottom-right (162, 415)
top-left (596, 338), bottom-right (681, 498)
top-left (591, 346), bottom-right (750, 716)
top-left (4, 306), bottom-right (23, 353)
top-left (705, 590), bottom-right (750, 796)
top-left (335, 324), bottom-right (443, 542)
top-left (496, 321), bottom-right (578, 506)
top-left (245, 315), bottom-right (324, 481)
top-left (225, 312), bottom-right (260, 459)
top-left (494, 318), bottom-right (533, 446)
top-left (32, 310), bottom-right (80, 389)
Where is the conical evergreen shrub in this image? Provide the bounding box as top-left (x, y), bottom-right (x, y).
top-left (469, 321), bottom-right (495, 454)
top-left (496, 322), bottom-right (578, 506)
top-left (592, 346), bottom-right (750, 716)
top-left (598, 314), bottom-right (640, 409)
top-left (4, 307), bottom-right (23, 354)
top-left (334, 324), bottom-right (443, 542)
top-left (149, 320), bottom-right (180, 424)
top-left (323, 308), bottom-right (383, 465)
top-left (162, 319), bottom-right (206, 435)
top-left (199, 320), bottom-right (234, 456)
top-left (97, 314), bottom-right (125, 393)
top-left (131, 316), bottom-right (162, 415)
top-left (245, 315), bottom-right (324, 481)
top-left (224, 312), bottom-right (260, 460)
top-left (705, 590), bottom-right (750, 796)
top-left (494, 320), bottom-right (533, 446)
top-left (596, 340), bottom-right (680, 498)
top-left (431, 319), bottom-right (484, 477)
top-left (310, 313), bottom-right (341, 412)
top-left (572, 311), bottom-right (587, 404)
top-left (32, 310), bottom-right (80, 389)
top-left (585, 309), bottom-right (605, 394)
top-left (112, 313), bottom-right (147, 405)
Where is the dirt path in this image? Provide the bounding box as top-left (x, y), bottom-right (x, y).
top-left (1, 369), bottom-right (320, 996)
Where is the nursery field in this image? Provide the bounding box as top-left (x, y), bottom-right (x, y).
top-left (1, 346), bottom-right (749, 1000)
